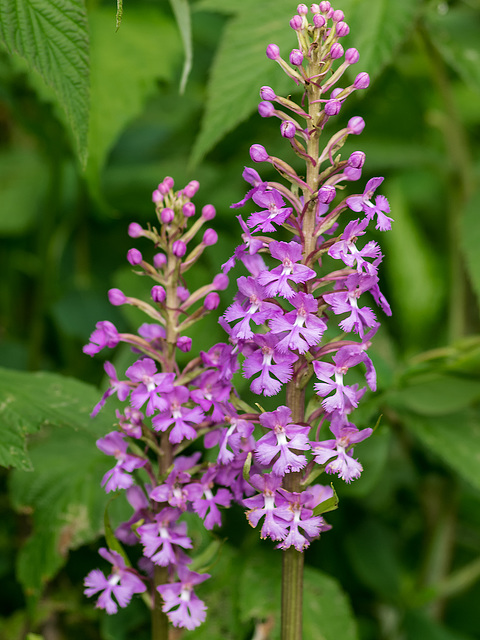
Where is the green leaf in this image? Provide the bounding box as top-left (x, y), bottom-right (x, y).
top-left (403, 609), bottom-right (476, 640)
top-left (0, 367), bottom-right (114, 470)
top-left (425, 5), bottom-right (480, 95)
top-left (313, 485), bottom-right (339, 516)
top-left (401, 408), bottom-right (480, 492)
top-left (86, 6), bottom-right (182, 203)
top-left (461, 187), bottom-right (480, 306)
top-left (0, 0), bottom-right (90, 164)
top-left (168, 0), bottom-right (192, 93)
top-left (191, 0), bottom-right (295, 164)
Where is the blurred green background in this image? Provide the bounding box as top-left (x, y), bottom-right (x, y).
top-left (1, 0), bottom-right (480, 638)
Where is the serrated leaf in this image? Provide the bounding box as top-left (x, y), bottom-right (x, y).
top-left (191, 0), bottom-right (295, 164)
top-left (0, 367), bottom-right (114, 470)
top-left (86, 6), bottom-right (181, 203)
top-left (461, 187), bottom-right (480, 306)
top-left (0, 0), bottom-right (90, 164)
top-left (426, 5), bottom-right (480, 95)
top-left (168, 0), bottom-right (192, 93)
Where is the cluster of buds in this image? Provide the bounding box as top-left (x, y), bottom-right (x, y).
top-left (219, 2), bottom-right (392, 548)
top-left (83, 178), bottom-right (245, 630)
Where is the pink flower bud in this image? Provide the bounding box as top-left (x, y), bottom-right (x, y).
top-left (354, 72), bottom-right (370, 90)
top-left (330, 43), bottom-right (344, 60)
top-left (332, 9), bottom-right (344, 21)
top-left (280, 121), bottom-right (297, 138)
top-left (348, 116), bottom-right (365, 135)
top-left (204, 292), bottom-right (220, 310)
top-left (158, 182), bottom-right (170, 195)
top-left (172, 240), bottom-right (187, 257)
top-left (250, 144), bottom-right (269, 163)
top-left (319, 1), bottom-right (331, 12)
top-left (344, 166), bottom-right (362, 181)
top-left (213, 273), bottom-right (229, 290)
top-left (203, 229), bottom-right (218, 246)
top-left (163, 176), bottom-right (174, 190)
top-left (311, 3), bottom-right (320, 12)
top-left (313, 13), bottom-right (326, 28)
top-left (202, 204), bottom-right (216, 220)
top-left (325, 99), bottom-right (342, 116)
top-left (177, 336), bottom-right (192, 352)
top-left (177, 286), bottom-right (189, 301)
top-left (297, 3), bottom-right (308, 14)
top-left (128, 222), bottom-right (143, 238)
top-left (289, 48), bottom-right (304, 66)
top-left (260, 86), bottom-right (277, 101)
top-left (154, 253), bottom-right (167, 268)
top-left (152, 189), bottom-right (163, 204)
top-left (127, 248), bottom-right (142, 265)
top-left (348, 151), bottom-right (366, 168)
top-left (336, 21), bottom-right (349, 36)
top-left (331, 88), bottom-right (344, 99)
top-left (183, 202), bottom-right (196, 217)
top-left (161, 207), bottom-right (174, 224)
top-left (183, 180), bottom-right (200, 198)
top-left (345, 48), bottom-right (359, 64)
top-left (151, 285), bottom-right (166, 303)
top-left (290, 15), bottom-right (303, 30)
top-left (318, 184), bottom-right (336, 204)
top-left (259, 101), bottom-right (275, 117)
top-left (108, 288), bottom-right (126, 306)
top-left (266, 44), bottom-right (280, 60)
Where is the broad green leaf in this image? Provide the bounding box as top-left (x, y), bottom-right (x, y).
top-left (401, 408), bottom-right (480, 492)
top-left (382, 178), bottom-right (445, 347)
top-left (0, 0), bottom-right (90, 164)
top-left (461, 187), bottom-right (480, 306)
top-left (168, 0), bottom-right (193, 93)
top-left (86, 7), bottom-right (181, 203)
top-left (425, 5), bottom-right (480, 95)
top-left (238, 551), bottom-right (358, 640)
top-left (191, 0), bottom-right (296, 165)
top-left (0, 367), bottom-right (114, 470)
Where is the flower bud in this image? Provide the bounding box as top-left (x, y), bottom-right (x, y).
top-left (154, 253), bottom-right (167, 268)
top-left (177, 336), bottom-right (192, 352)
top-left (266, 44), bottom-right (280, 60)
top-left (128, 222), bottom-right (143, 238)
top-left (297, 3), bottom-right (308, 14)
top-left (172, 240), bottom-right (187, 257)
top-left (324, 99), bottom-right (342, 116)
top-left (289, 48), bottom-right (304, 66)
top-left (151, 285), bottom-right (166, 303)
top-left (127, 248), bottom-right (142, 265)
top-left (202, 204), bottom-right (216, 220)
top-left (289, 15), bottom-right (303, 30)
top-left (250, 144), bottom-right (269, 163)
top-left (344, 166), bottom-right (362, 181)
top-left (183, 180), bottom-right (200, 198)
top-left (354, 72), bottom-right (370, 90)
top-left (177, 286), bottom-right (189, 301)
top-left (152, 189), bottom-right (163, 204)
top-left (319, 1), bottom-right (330, 12)
top-left (158, 182), bottom-right (170, 195)
top-left (348, 151), bottom-right (366, 168)
top-left (183, 202), bottom-right (196, 217)
top-left (336, 21), bottom-right (349, 36)
top-left (332, 9), bottom-right (344, 21)
top-left (108, 288), bottom-right (126, 306)
top-left (203, 229), bottom-right (218, 246)
top-left (348, 116), bottom-right (365, 135)
top-left (318, 184), bottom-right (336, 204)
top-left (163, 176), bottom-right (174, 191)
top-left (345, 48), bottom-right (359, 64)
top-left (260, 86), bottom-right (277, 101)
top-left (280, 121), bottom-right (297, 138)
top-left (204, 292), bottom-right (220, 310)
top-left (161, 207), bottom-right (175, 224)
top-left (258, 101), bottom-right (275, 118)
top-left (213, 273), bottom-right (229, 290)
top-left (313, 13), bottom-right (326, 28)
top-left (330, 43), bottom-right (344, 60)
top-left (311, 3), bottom-right (320, 12)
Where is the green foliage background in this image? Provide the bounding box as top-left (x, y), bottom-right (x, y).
top-left (1, 0), bottom-right (480, 638)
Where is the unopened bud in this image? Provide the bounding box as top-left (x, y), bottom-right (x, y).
top-left (318, 184), bottom-right (336, 204)
top-left (202, 204), bottom-right (216, 220)
top-left (213, 273), bottom-right (229, 290)
top-left (128, 222), bottom-right (143, 238)
top-left (203, 229), bottom-right (218, 246)
top-left (177, 336), bottom-right (192, 352)
top-left (319, 1), bottom-right (331, 12)
top-left (108, 288), bottom-right (126, 306)
top-left (348, 116), bottom-right (365, 135)
top-left (161, 207), bottom-right (174, 224)
top-left (260, 86), bottom-right (277, 101)
top-left (259, 101), bottom-right (275, 117)
top-left (336, 20), bottom-right (349, 36)
top-left (204, 292), bottom-right (220, 310)
top-left (345, 48), bottom-right (359, 64)
top-left (290, 15), bottom-right (303, 30)
top-left (354, 72), bottom-right (370, 90)
top-left (172, 240), bottom-right (187, 257)
top-left (332, 9), bottom-right (344, 21)
top-left (266, 44), bottom-right (280, 60)
top-left (154, 253), bottom-right (167, 268)
top-left (127, 248), bottom-right (142, 265)
top-left (152, 189), bottom-right (163, 204)
top-left (177, 286), bottom-right (190, 301)
top-left (325, 99), bottom-right (342, 116)
top-left (348, 151), bottom-right (366, 168)
top-left (289, 48), bottom-right (304, 66)
top-left (151, 285), bottom-right (166, 303)
top-left (183, 180), bottom-right (200, 198)
top-left (313, 14), bottom-right (326, 27)
top-left (330, 43), bottom-right (344, 60)
top-left (250, 144), bottom-right (269, 163)
top-left (163, 176), bottom-right (174, 190)
top-left (297, 3), bottom-right (308, 14)
top-left (280, 121), bottom-right (297, 138)
top-left (183, 202), bottom-right (196, 217)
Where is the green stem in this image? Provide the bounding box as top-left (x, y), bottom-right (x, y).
top-left (152, 566), bottom-right (170, 640)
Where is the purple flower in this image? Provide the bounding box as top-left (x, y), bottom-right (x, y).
top-left (157, 566), bottom-right (210, 630)
top-left (83, 321), bottom-right (120, 356)
top-left (323, 273), bottom-right (378, 337)
top-left (313, 348), bottom-right (366, 416)
top-left (125, 358), bottom-right (175, 416)
top-left (254, 406), bottom-right (310, 475)
top-left (222, 215), bottom-right (266, 274)
top-left (91, 362), bottom-right (130, 417)
top-left (243, 473), bottom-right (291, 541)
top-left (247, 188), bottom-right (293, 233)
top-left (242, 332), bottom-right (297, 396)
top-left (116, 407), bottom-right (144, 439)
top-left (269, 292), bottom-right (327, 353)
top-left (224, 276), bottom-right (281, 339)
top-left (190, 371), bottom-right (231, 422)
top-left (328, 218), bottom-right (382, 274)
top-left (276, 491), bottom-right (330, 551)
top-left (84, 548), bottom-right (146, 614)
top-left (137, 510), bottom-right (192, 566)
top-left (311, 421), bottom-right (372, 482)
top-left (149, 466), bottom-right (203, 511)
top-left (346, 177), bottom-right (393, 231)
top-left (152, 386), bottom-right (205, 444)
top-left (231, 167), bottom-right (268, 209)
top-left (96, 432), bottom-right (146, 493)
top-left (189, 468), bottom-right (233, 529)
top-left (204, 407), bottom-right (254, 465)
top-left (257, 240), bottom-right (316, 299)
